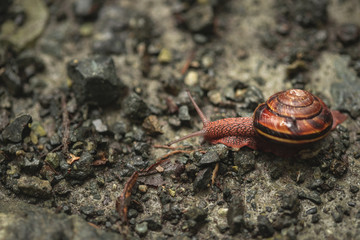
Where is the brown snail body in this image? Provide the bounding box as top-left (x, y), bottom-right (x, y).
top-left (168, 89), bottom-right (347, 157)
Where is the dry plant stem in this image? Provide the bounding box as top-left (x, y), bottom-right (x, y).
top-left (117, 148), bottom-right (205, 223)
top-left (61, 93), bottom-right (70, 156)
top-left (155, 149), bottom-right (194, 162)
top-left (153, 144), bottom-right (179, 150)
top-left (181, 49), bottom-right (196, 75)
top-left (153, 144), bottom-right (194, 150)
top-left (116, 171), bottom-right (139, 223)
top-left (212, 162), bottom-right (219, 185)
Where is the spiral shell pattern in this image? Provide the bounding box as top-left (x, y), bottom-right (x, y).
top-left (253, 89), bottom-right (333, 144)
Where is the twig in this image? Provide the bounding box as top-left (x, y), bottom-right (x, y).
top-left (211, 163), bottom-right (219, 185)
top-left (116, 148), bottom-right (205, 223)
top-left (181, 49), bottom-right (196, 75)
top-left (116, 171), bottom-right (139, 223)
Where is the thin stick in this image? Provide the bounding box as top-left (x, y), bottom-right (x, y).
top-left (212, 163), bottom-right (219, 185)
top-left (181, 49), bottom-right (196, 75)
top-left (116, 171), bottom-right (139, 223)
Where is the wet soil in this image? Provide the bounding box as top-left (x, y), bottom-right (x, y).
top-left (0, 0), bottom-right (360, 239)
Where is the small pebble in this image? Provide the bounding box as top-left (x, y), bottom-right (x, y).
top-left (306, 207), bottom-right (318, 215)
top-left (158, 48), bottom-right (172, 63)
top-left (142, 115), bottom-right (163, 135)
top-left (218, 208), bottom-right (228, 217)
top-left (135, 222), bottom-right (148, 237)
top-left (337, 23), bottom-right (360, 45)
top-left (168, 188), bottom-right (176, 197)
top-left (207, 90), bottom-right (222, 105)
top-left (92, 119), bottom-right (108, 133)
top-left (184, 71), bottom-right (198, 86)
top-left (138, 185), bottom-right (148, 193)
top-left (312, 214), bottom-right (320, 223)
top-left (350, 185), bottom-right (359, 194)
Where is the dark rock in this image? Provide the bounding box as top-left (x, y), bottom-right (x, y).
top-left (67, 56), bottom-right (126, 106)
top-left (92, 6), bottom-right (129, 54)
top-left (233, 150), bottom-right (256, 176)
top-left (185, 163), bottom-right (198, 180)
top-left (178, 105), bottom-right (191, 122)
top-left (306, 207), bottom-right (318, 215)
top-left (126, 155), bottom-right (147, 170)
top-left (184, 207), bottom-right (207, 234)
top-left (193, 167), bottom-right (212, 193)
top-left (141, 214), bottom-right (162, 231)
top-left (272, 215), bottom-right (295, 231)
top-left (312, 214), bottom-right (320, 223)
top-left (49, 134), bottom-right (61, 146)
top-left (183, 4), bottom-right (214, 33)
top-left (16, 50), bottom-right (45, 80)
top-left (257, 215), bottom-right (275, 238)
top-left (330, 155), bottom-right (348, 177)
top-left (269, 165), bottom-right (283, 180)
top-left (350, 185), bottom-right (359, 194)
top-left (0, 65), bottom-right (23, 96)
top-left (17, 175), bottom-right (52, 198)
top-left (280, 190), bottom-right (300, 217)
top-left (111, 121), bottom-right (128, 137)
top-left (184, 206), bottom-right (207, 222)
top-left (292, 0), bottom-right (328, 27)
top-left (197, 151), bottom-right (220, 167)
top-left (308, 178), bottom-right (325, 191)
top-left (127, 208), bottom-right (138, 219)
top-left (162, 204), bottom-right (181, 222)
top-left (80, 205), bottom-right (96, 217)
top-left (2, 115), bottom-right (32, 143)
top-left (227, 198), bottom-right (245, 235)
top-left (337, 23), bottom-right (360, 45)
top-left (22, 156), bottom-right (42, 173)
top-left (71, 126), bottom-right (92, 142)
top-left (92, 6), bottom-right (154, 55)
top-left (67, 151), bottom-right (94, 180)
top-left (332, 206), bottom-right (344, 223)
top-left (73, 0), bottom-right (103, 20)
top-left (209, 144), bottom-right (229, 160)
top-left (123, 93), bottom-right (150, 122)
top-left (0, 199), bottom-right (122, 240)
top-left (0, 0), bottom-right (12, 24)
top-left (331, 80), bottom-right (360, 119)
top-left (298, 191), bottom-right (322, 205)
top-left (38, 24), bottom-right (67, 59)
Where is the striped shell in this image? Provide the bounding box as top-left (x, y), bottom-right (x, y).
top-left (253, 89), bottom-right (333, 144)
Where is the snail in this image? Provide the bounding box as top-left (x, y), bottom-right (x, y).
top-left (167, 89), bottom-right (347, 157)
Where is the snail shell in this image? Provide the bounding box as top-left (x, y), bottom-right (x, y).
top-left (253, 89), bottom-right (333, 144)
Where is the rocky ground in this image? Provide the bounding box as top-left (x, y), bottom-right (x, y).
top-left (0, 0), bottom-right (360, 239)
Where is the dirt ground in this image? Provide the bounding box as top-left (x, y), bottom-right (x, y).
top-left (0, 0), bottom-right (360, 239)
